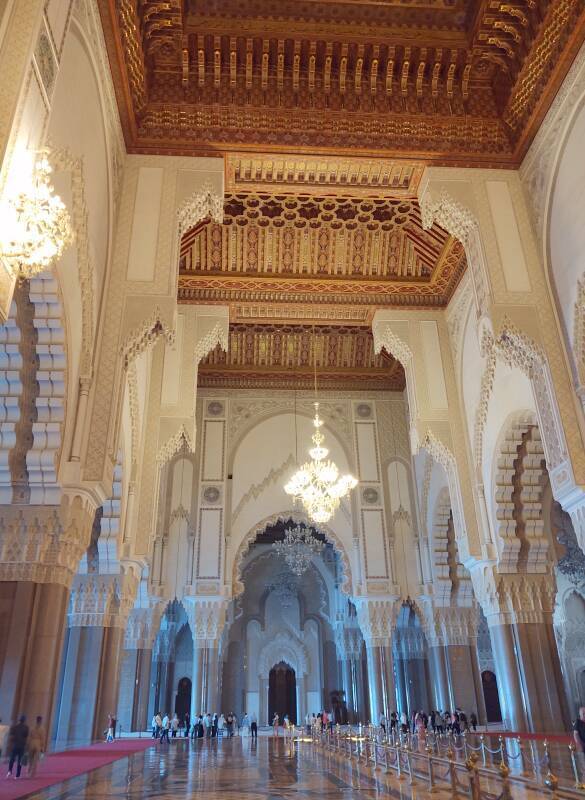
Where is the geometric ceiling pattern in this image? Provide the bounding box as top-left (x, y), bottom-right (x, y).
top-left (197, 323), bottom-right (406, 391)
top-left (178, 193), bottom-right (466, 313)
top-left (100, 0), bottom-right (585, 165)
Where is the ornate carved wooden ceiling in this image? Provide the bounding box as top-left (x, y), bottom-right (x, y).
top-left (100, 0), bottom-right (584, 165)
top-left (178, 192), bottom-right (465, 317)
top-left (197, 323), bottom-right (405, 391)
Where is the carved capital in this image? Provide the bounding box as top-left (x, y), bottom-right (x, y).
top-left (470, 563), bottom-right (556, 626)
top-left (355, 597), bottom-right (399, 646)
top-left (183, 597), bottom-right (228, 644)
top-left (69, 569), bottom-right (139, 628)
top-left (420, 602), bottom-right (478, 647)
top-left (0, 493), bottom-right (97, 587)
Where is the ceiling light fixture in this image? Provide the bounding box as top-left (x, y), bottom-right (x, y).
top-left (284, 326), bottom-right (357, 524)
top-left (0, 151), bottom-right (74, 279)
top-left (273, 525), bottom-right (323, 576)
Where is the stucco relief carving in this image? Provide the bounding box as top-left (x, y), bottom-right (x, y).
top-left (445, 272), bottom-right (474, 364)
top-left (0, 492), bottom-right (96, 586)
top-left (156, 425), bottom-right (193, 464)
top-left (520, 43), bottom-right (585, 244)
top-left (419, 452), bottom-right (433, 538)
top-left (573, 277), bottom-right (585, 398)
top-left (124, 601), bottom-right (164, 649)
top-left (419, 187), bottom-right (490, 317)
top-left (227, 395), bottom-right (354, 454)
top-left (232, 510), bottom-right (352, 598)
top-left (121, 307), bottom-right (175, 370)
top-left (421, 604), bottom-right (477, 648)
top-left (372, 324), bottom-right (417, 432)
top-left (183, 597), bottom-right (228, 643)
top-left (355, 598), bottom-right (399, 646)
top-left (231, 453), bottom-right (296, 525)
top-left (257, 631), bottom-right (310, 678)
top-left (177, 184), bottom-right (224, 243)
top-left (194, 320), bottom-right (229, 366)
top-left (494, 418), bottom-right (550, 574)
top-left (470, 563), bottom-right (557, 626)
top-left (49, 146), bottom-right (95, 376)
top-left (72, 0), bottom-right (125, 209)
top-left (68, 570), bottom-right (138, 628)
top-left (126, 362), bottom-right (140, 466)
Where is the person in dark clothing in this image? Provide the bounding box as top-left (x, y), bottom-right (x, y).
top-left (6, 716), bottom-right (29, 779)
top-left (574, 706), bottom-right (585, 754)
top-left (184, 712), bottom-right (190, 737)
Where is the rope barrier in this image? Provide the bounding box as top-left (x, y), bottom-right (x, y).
top-left (306, 723), bottom-right (583, 799)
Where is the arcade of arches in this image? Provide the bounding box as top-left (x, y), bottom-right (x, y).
top-left (1, 1), bottom-right (585, 778)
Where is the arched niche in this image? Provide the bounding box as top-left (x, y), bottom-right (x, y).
top-left (228, 410), bottom-right (355, 552)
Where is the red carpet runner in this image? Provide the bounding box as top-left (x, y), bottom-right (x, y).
top-left (0, 738), bottom-right (153, 800)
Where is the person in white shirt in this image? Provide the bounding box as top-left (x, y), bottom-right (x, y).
top-left (241, 713), bottom-right (250, 737)
top-left (160, 714), bottom-right (170, 742)
top-left (171, 714), bottom-right (179, 738)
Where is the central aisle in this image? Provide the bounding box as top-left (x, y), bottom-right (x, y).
top-left (18, 736), bottom-right (419, 799)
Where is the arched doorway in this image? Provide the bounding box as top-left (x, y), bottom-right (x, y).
top-left (481, 671), bottom-right (503, 723)
top-left (269, 662), bottom-right (296, 724)
top-left (175, 677), bottom-right (192, 724)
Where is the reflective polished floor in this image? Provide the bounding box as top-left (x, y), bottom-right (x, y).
top-left (16, 736), bottom-right (449, 800)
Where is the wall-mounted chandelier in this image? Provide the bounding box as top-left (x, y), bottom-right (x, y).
top-left (0, 152), bottom-right (74, 279)
top-left (273, 525), bottom-right (323, 576)
top-left (284, 328), bottom-right (357, 524)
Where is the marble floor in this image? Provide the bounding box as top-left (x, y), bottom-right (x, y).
top-left (11, 737), bottom-right (455, 800)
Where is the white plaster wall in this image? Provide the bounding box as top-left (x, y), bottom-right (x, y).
top-left (549, 98), bottom-right (585, 353)
top-left (460, 306), bottom-right (484, 455)
top-left (48, 25), bottom-right (111, 313)
top-left (229, 412), bottom-right (354, 565)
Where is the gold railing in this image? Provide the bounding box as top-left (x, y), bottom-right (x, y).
top-left (294, 723), bottom-right (585, 800)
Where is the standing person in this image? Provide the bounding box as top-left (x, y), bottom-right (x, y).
top-left (171, 713), bottom-right (179, 738)
top-left (6, 715), bottom-right (29, 779)
top-left (429, 710), bottom-right (436, 733)
top-left (272, 713), bottom-right (279, 736)
top-left (111, 715), bottom-right (117, 739)
top-left (573, 707), bottom-right (585, 758)
top-left (155, 713), bottom-right (162, 738)
top-left (242, 713), bottom-right (250, 737)
top-left (400, 711), bottom-right (408, 736)
top-left (390, 712), bottom-right (397, 736)
top-left (379, 713), bottom-right (386, 736)
top-left (184, 712), bottom-right (190, 737)
top-left (27, 717), bottom-right (46, 778)
top-left (217, 713), bottom-right (226, 738)
top-left (160, 713), bottom-right (170, 742)
top-left (151, 715), bottom-right (158, 738)
top-left (436, 712), bottom-right (445, 735)
top-left (305, 712), bottom-right (312, 734)
top-left (212, 713), bottom-right (218, 738)
top-left (250, 711), bottom-right (258, 739)
top-left (105, 713), bottom-right (115, 742)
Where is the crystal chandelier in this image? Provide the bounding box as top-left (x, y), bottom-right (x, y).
top-left (284, 328), bottom-right (357, 524)
top-left (1, 153), bottom-right (74, 278)
top-left (273, 525), bottom-right (323, 576)
top-left (266, 570), bottom-right (299, 608)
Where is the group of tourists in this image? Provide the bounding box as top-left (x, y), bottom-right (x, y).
top-left (151, 711), bottom-right (259, 740)
top-left (378, 709), bottom-right (478, 736)
top-left (1, 715), bottom-right (46, 780)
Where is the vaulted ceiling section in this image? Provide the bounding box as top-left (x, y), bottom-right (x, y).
top-left (100, 0), bottom-right (584, 165)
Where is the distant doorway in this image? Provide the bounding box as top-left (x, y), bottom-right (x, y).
top-left (268, 662), bottom-right (297, 724)
top-left (481, 670), bottom-right (503, 723)
top-left (175, 676), bottom-right (192, 724)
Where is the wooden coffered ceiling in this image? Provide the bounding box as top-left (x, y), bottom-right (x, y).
top-left (178, 192), bottom-right (465, 314)
top-left (100, 0), bottom-right (585, 165)
top-left (197, 323), bottom-right (406, 391)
